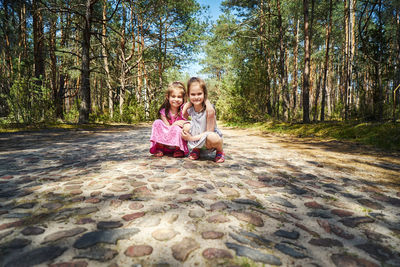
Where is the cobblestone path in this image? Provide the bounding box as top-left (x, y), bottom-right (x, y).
top-left (1, 125), bottom-right (400, 267)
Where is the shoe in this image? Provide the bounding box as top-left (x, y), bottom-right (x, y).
top-left (173, 150), bottom-right (184, 158)
top-left (189, 148), bottom-right (200, 160)
top-left (154, 150), bottom-right (164, 157)
top-left (215, 151), bottom-right (225, 163)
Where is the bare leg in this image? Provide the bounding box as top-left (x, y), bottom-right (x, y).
top-left (205, 132), bottom-right (223, 152)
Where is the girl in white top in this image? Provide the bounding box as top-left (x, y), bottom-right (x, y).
top-left (181, 77), bottom-right (225, 163)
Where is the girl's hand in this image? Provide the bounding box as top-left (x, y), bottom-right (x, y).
top-left (181, 129), bottom-right (191, 141)
top-left (172, 120), bottom-right (185, 127)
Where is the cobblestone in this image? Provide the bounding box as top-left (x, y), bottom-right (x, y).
top-left (1, 125), bottom-right (400, 266)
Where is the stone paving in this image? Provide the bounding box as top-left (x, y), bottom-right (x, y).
top-left (0, 124), bottom-right (400, 267)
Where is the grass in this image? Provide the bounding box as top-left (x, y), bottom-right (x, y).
top-left (0, 122), bottom-right (136, 133)
top-left (223, 120), bottom-right (400, 151)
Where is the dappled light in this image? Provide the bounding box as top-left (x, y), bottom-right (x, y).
top-left (1, 125), bottom-right (400, 266)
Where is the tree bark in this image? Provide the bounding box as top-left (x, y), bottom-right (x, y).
top-left (395, 7), bottom-right (400, 122)
top-left (292, 16), bottom-right (299, 117)
top-left (79, 0), bottom-right (97, 123)
top-left (343, 0), bottom-right (350, 119)
top-left (102, 0), bottom-right (114, 119)
top-left (18, 1), bottom-right (27, 71)
top-left (119, 1), bottom-right (127, 117)
top-left (321, 0), bottom-right (333, 121)
top-left (33, 0), bottom-right (45, 84)
top-left (277, 0), bottom-right (289, 121)
top-left (302, 0), bottom-right (311, 123)
top-left (50, 15), bottom-right (63, 118)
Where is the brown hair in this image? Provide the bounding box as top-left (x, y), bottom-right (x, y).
top-left (158, 81), bottom-right (186, 120)
top-left (187, 77), bottom-right (208, 110)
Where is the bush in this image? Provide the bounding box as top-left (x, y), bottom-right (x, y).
top-left (3, 77), bottom-right (54, 123)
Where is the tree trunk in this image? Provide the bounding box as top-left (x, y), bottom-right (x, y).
top-left (313, 66), bottom-right (322, 121)
top-left (277, 0), bottom-right (289, 121)
top-left (119, 2), bottom-right (127, 117)
top-left (18, 1), bottom-right (27, 72)
top-left (79, 0), bottom-right (96, 123)
top-left (395, 8), bottom-right (400, 122)
top-left (302, 0), bottom-right (311, 123)
top-left (50, 16), bottom-right (62, 118)
top-left (349, 0), bottom-right (356, 116)
top-left (292, 16), bottom-right (299, 117)
top-left (321, 0), bottom-right (333, 121)
top-left (137, 15), bottom-right (143, 103)
top-left (343, 0), bottom-right (350, 119)
top-left (33, 0), bottom-right (45, 84)
top-left (102, 0), bottom-right (114, 119)
top-left (3, 1), bottom-right (13, 79)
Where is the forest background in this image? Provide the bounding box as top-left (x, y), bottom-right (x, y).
top-left (0, 0), bottom-right (399, 149)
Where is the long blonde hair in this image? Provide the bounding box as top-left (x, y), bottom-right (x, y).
top-left (158, 81), bottom-right (186, 120)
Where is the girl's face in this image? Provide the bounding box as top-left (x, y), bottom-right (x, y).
top-left (169, 88), bottom-right (184, 110)
top-left (189, 82), bottom-right (204, 107)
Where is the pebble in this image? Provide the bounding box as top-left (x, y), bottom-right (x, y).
top-left (274, 230), bottom-right (300, 240)
top-left (304, 201), bottom-right (324, 209)
top-left (339, 217), bottom-right (375, 228)
top-left (355, 242), bottom-right (394, 262)
top-left (73, 228), bottom-right (140, 249)
top-left (309, 238), bottom-right (343, 247)
top-left (125, 245), bottom-right (153, 257)
top-left (357, 199), bottom-right (385, 210)
top-left (3, 245), bottom-right (67, 267)
top-left (220, 187), bottom-right (240, 197)
top-left (152, 228), bottom-right (178, 241)
top-left (231, 211), bottom-right (264, 227)
top-left (21, 226), bottom-right (45, 235)
top-left (210, 201), bottom-right (228, 211)
top-left (232, 198), bottom-right (262, 208)
top-left (201, 231), bottom-right (224, 239)
top-left (0, 238), bottom-right (31, 251)
top-left (202, 248), bottom-right (233, 259)
top-left (74, 246), bottom-right (118, 262)
top-left (42, 227), bottom-right (87, 244)
top-left (122, 211), bottom-right (145, 221)
top-left (275, 243), bottom-right (307, 259)
top-left (97, 221), bottom-right (123, 229)
top-left (331, 209), bottom-right (354, 217)
top-left (207, 214), bottom-right (230, 223)
top-left (225, 242), bottom-right (282, 265)
top-left (171, 237), bottom-right (200, 262)
top-left (48, 261), bottom-right (88, 267)
top-left (129, 202), bottom-right (144, 210)
top-left (189, 209), bottom-right (205, 218)
top-left (331, 253), bottom-right (379, 267)
top-left (266, 196), bottom-right (296, 208)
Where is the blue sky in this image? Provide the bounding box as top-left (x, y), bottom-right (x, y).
top-left (182, 0), bottom-right (224, 76)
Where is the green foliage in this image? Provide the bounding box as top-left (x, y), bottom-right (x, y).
top-left (121, 101), bottom-right (147, 123)
top-left (3, 78), bottom-right (54, 124)
top-left (64, 106), bottom-right (79, 123)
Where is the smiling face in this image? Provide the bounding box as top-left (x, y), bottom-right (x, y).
top-left (189, 82), bottom-right (205, 108)
top-left (168, 88), bottom-right (184, 110)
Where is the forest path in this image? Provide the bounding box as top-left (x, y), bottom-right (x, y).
top-left (0, 124), bottom-right (400, 267)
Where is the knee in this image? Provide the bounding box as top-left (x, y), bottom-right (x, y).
top-left (182, 123), bottom-right (191, 133)
top-left (207, 132), bottom-right (221, 144)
